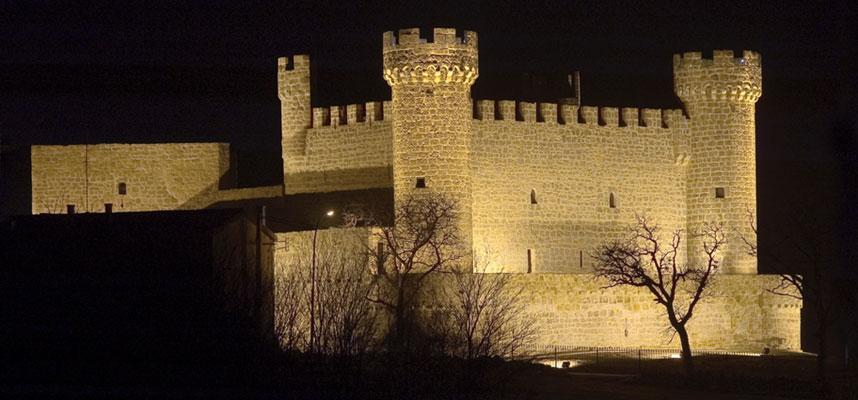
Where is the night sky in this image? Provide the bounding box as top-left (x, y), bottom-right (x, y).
top-left (2, 0), bottom-right (856, 276)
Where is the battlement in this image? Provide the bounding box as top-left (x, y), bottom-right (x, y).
top-left (473, 100), bottom-right (687, 129)
top-left (382, 27), bottom-right (477, 49)
top-left (382, 27), bottom-right (478, 86)
top-left (277, 55), bottom-right (311, 103)
top-left (673, 50), bottom-right (762, 103)
top-left (310, 101), bottom-right (391, 128)
top-left (277, 54), bottom-right (310, 71)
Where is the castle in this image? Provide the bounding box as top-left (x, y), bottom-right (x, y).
top-left (30, 28), bottom-right (801, 350)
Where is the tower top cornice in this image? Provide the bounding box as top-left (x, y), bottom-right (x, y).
top-left (382, 28), bottom-right (478, 86)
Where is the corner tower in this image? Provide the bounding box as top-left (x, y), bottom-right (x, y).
top-left (674, 50), bottom-right (762, 274)
top-left (382, 28), bottom-right (478, 267)
top-left (277, 55), bottom-right (311, 193)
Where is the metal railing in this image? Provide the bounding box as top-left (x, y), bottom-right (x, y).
top-left (515, 344), bottom-right (767, 374)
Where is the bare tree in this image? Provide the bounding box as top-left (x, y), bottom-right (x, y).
top-left (742, 210), bottom-right (836, 380)
top-left (592, 215), bottom-right (725, 375)
top-left (314, 250), bottom-right (378, 357)
top-left (273, 269), bottom-right (306, 351)
top-left (447, 258), bottom-right (535, 360)
top-left (351, 193), bottom-right (466, 351)
top-left (275, 230), bottom-right (378, 357)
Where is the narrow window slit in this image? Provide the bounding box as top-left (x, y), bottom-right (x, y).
top-left (527, 249), bottom-right (534, 273)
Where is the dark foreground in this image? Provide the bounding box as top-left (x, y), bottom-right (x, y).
top-left (3, 351), bottom-right (856, 399)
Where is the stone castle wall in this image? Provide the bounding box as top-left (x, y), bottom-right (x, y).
top-left (283, 103), bottom-right (393, 194)
top-left (273, 227), bottom-right (801, 351)
top-left (31, 143), bottom-right (229, 214)
top-left (471, 103), bottom-right (689, 273)
top-left (420, 272), bottom-right (801, 350)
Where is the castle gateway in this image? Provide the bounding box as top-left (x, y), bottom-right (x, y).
top-left (31, 28), bottom-right (801, 350)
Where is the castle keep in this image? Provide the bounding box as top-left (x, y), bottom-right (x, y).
top-left (30, 28), bottom-right (800, 350)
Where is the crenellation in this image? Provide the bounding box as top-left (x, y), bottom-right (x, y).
top-left (539, 102), bottom-right (557, 124)
top-left (580, 106), bottom-right (598, 124)
top-left (641, 108), bottom-right (662, 128)
top-left (518, 101), bottom-right (536, 122)
top-left (476, 99), bottom-right (494, 120)
top-left (663, 108), bottom-right (687, 128)
top-left (396, 27), bottom-right (421, 45)
top-left (346, 104), bottom-right (358, 124)
top-left (676, 51), bottom-right (704, 67)
top-left (312, 107), bottom-right (331, 128)
top-left (600, 107), bottom-right (618, 127)
top-left (559, 104), bottom-right (578, 125)
top-left (432, 27), bottom-right (458, 45)
top-left (498, 100), bottom-right (516, 120)
top-left (621, 107), bottom-right (639, 127)
top-left (382, 101), bottom-right (392, 120)
top-left (712, 49), bottom-right (736, 65)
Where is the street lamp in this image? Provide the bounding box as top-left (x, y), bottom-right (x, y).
top-left (309, 209), bottom-right (335, 353)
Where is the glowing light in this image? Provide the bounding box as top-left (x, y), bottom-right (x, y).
top-left (326, 210), bottom-right (335, 217)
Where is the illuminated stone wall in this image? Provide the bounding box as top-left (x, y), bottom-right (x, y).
top-left (471, 104), bottom-right (689, 273)
top-left (269, 28), bottom-right (798, 351)
top-left (419, 273), bottom-right (801, 350)
top-left (31, 143), bottom-right (229, 213)
top-left (383, 28), bottom-right (479, 265)
top-left (273, 227), bottom-right (801, 351)
top-left (279, 55), bottom-right (393, 194)
top-left (675, 51), bottom-right (762, 274)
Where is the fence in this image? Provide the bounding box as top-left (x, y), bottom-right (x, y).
top-left (515, 344), bottom-right (767, 375)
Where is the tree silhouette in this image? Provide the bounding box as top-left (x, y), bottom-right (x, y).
top-left (593, 215), bottom-right (724, 375)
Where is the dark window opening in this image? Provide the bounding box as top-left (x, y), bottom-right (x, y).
top-left (715, 187), bottom-right (725, 198)
top-left (530, 189), bottom-right (538, 204)
top-left (104, 203), bottom-right (113, 213)
top-left (416, 177), bottom-right (426, 188)
top-left (527, 249), bottom-right (534, 273)
top-left (66, 204), bottom-right (75, 214)
top-left (118, 182), bottom-right (127, 195)
top-left (609, 192), bottom-right (616, 208)
top-left (579, 250), bottom-right (583, 269)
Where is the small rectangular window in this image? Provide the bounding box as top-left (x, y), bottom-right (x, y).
top-left (609, 192), bottom-right (616, 208)
top-left (416, 177), bottom-right (426, 188)
top-left (118, 182), bottom-right (127, 195)
top-left (104, 203), bottom-right (113, 213)
top-left (715, 187), bottom-right (725, 198)
top-left (66, 204), bottom-right (75, 214)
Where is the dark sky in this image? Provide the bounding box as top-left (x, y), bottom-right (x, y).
top-left (1, 0), bottom-right (857, 266)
